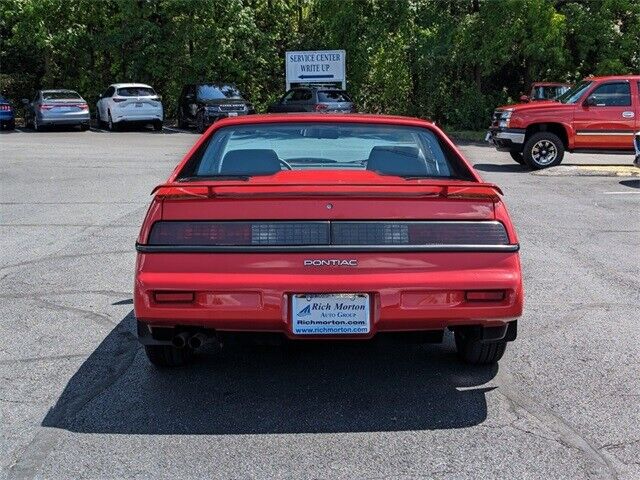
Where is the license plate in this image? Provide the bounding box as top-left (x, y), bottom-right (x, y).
top-left (135, 102), bottom-right (143, 107)
top-left (485, 131), bottom-right (492, 142)
top-left (291, 293), bottom-right (370, 335)
top-left (59, 106), bottom-right (72, 111)
top-left (227, 112), bottom-right (238, 117)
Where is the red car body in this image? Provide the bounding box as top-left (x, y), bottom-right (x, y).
top-left (135, 114), bottom-right (523, 366)
top-left (489, 75), bottom-right (640, 169)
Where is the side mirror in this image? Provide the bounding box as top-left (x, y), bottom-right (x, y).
top-left (21, 98), bottom-right (29, 105)
top-left (519, 95), bottom-right (530, 103)
top-left (634, 132), bottom-right (640, 168)
top-left (583, 96), bottom-right (597, 107)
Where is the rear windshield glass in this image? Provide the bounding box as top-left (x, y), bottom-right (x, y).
top-left (317, 90), bottom-right (352, 102)
top-left (116, 87), bottom-right (156, 97)
top-left (531, 86), bottom-right (569, 100)
top-left (180, 123), bottom-right (467, 180)
top-left (42, 91), bottom-right (81, 100)
top-left (197, 84), bottom-right (242, 100)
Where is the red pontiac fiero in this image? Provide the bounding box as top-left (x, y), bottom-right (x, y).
top-left (134, 114), bottom-right (523, 367)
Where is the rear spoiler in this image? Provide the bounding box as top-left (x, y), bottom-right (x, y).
top-left (151, 181), bottom-right (504, 200)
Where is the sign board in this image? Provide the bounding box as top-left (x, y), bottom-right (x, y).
top-left (285, 50), bottom-right (346, 90)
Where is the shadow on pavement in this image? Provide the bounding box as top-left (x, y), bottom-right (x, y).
top-left (473, 163), bottom-right (527, 173)
top-left (42, 311), bottom-right (497, 435)
top-left (619, 179), bottom-right (640, 189)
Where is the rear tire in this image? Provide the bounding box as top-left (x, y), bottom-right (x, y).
top-left (196, 111), bottom-right (205, 133)
top-left (509, 151), bottom-right (525, 164)
top-left (153, 120), bottom-right (163, 132)
top-left (33, 116), bottom-right (41, 131)
top-left (107, 112), bottom-right (116, 131)
top-left (177, 108), bottom-right (187, 129)
top-left (455, 331), bottom-right (507, 365)
top-left (144, 345), bottom-right (194, 367)
top-left (523, 132), bottom-right (564, 169)
top-left (80, 123), bottom-right (89, 131)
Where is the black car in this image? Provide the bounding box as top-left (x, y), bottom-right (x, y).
top-left (177, 83), bottom-right (254, 133)
top-left (267, 87), bottom-right (355, 113)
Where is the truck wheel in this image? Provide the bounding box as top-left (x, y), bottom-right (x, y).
top-left (144, 345), bottom-right (194, 367)
top-left (196, 111), bottom-right (205, 133)
top-left (455, 331), bottom-right (507, 365)
top-left (509, 152), bottom-right (525, 164)
top-left (523, 132), bottom-right (564, 169)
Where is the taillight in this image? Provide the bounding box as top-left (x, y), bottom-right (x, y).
top-left (78, 103), bottom-right (88, 110)
top-left (0, 105), bottom-right (11, 111)
top-left (465, 290), bottom-right (506, 302)
top-left (314, 103), bottom-right (328, 112)
top-left (148, 221), bottom-right (330, 246)
top-left (332, 222), bottom-right (510, 246)
top-left (113, 97), bottom-right (126, 103)
top-left (144, 221), bottom-right (510, 248)
top-left (39, 104), bottom-right (54, 110)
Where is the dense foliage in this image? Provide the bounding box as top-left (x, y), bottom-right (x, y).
top-left (1, 0), bottom-right (638, 129)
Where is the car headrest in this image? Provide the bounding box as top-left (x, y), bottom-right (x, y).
top-left (220, 149), bottom-right (281, 176)
top-left (366, 146), bottom-right (428, 177)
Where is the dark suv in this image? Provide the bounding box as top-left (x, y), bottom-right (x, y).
top-left (267, 87), bottom-right (355, 113)
top-left (177, 83), bottom-right (254, 132)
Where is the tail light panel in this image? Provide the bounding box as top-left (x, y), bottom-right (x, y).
top-left (0, 105), bottom-right (11, 111)
top-left (141, 220), bottom-right (516, 252)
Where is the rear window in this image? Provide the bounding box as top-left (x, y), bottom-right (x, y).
top-left (317, 90), bottom-right (351, 102)
top-left (180, 122), bottom-right (469, 180)
top-left (42, 91), bottom-right (81, 100)
top-left (116, 87), bottom-right (156, 97)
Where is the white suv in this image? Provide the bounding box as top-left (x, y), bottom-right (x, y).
top-left (96, 83), bottom-right (163, 131)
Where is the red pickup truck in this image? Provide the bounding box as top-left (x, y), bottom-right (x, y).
top-left (488, 75), bottom-right (640, 169)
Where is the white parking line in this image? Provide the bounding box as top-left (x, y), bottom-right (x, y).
top-left (602, 191), bottom-right (640, 195)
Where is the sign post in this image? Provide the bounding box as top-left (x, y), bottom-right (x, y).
top-left (285, 50), bottom-right (346, 91)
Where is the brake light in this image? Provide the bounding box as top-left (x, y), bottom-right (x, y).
top-left (154, 291), bottom-right (195, 303)
top-left (333, 222), bottom-right (510, 246)
top-left (39, 104), bottom-right (54, 110)
top-left (154, 186), bottom-right (210, 199)
top-left (465, 290), bottom-right (506, 302)
top-left (113, 97), bottom-right (126, 103)
top-left (77, 103), bottom-right (88, 110)
top-left (0, 105), bottom-right (11, 111)
top-left (145, 221), bottom-right (510, 247)
top-left (314, 103), bottom-right (328, 111)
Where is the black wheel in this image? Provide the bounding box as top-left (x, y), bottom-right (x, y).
top-left (196, 111), bottom-right (206, 133)
top-left (153, 120), bottom-right (163, 132)
top-left (80, 123), bottom-right (89, 131)
top-left (144, 345), bottom-right (194, 367)
top-left (522, 132), bottom-right (564, 169)
top-left (107, 112), bottom-right (116, 131)
top-left (509, 151), bottom-right (525, 164)
top-left (95, 107), bottom-right (102, 127)
top-left (33, 115), bottom-right (41, 131)
top-left (455, 331), bottom-right (507, 365)
top-left (177, 108), bottom-right (187, 129)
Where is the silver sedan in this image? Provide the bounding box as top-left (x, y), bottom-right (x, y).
top-left (23, 89), bottom-right (91, 131)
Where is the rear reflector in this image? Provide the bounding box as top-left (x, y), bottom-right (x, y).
top-left (0, 105), bottom-right (11, 111)
top-left (465, 290), bottom-right (506, 302)
top-left (154, 291), bottom-right (195, 303)
top-left (146, 221), bottom-right (510, 248)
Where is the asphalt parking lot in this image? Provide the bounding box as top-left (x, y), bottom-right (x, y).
top-left (1, 126), bottom-right (639, 480)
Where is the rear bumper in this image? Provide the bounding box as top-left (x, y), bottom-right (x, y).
top-left (204, 111), bottom-right (249, 125)
top-left (39, 111), bottom-right (90, 125)
top-left (134, 252), bottom-right (523, 339)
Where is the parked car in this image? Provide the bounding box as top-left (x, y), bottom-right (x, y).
top-left (487, 75), bottom-right (640, 169)
top-left (177, 83), bottom-right (254, 133)
top-left (96, 83), bottom-right (163, 131)
top-left (23, 89), bottom-right (90, 131)
top-left (267, 87), bottom-right (355, 114)
top-left (134, 113), bottom-right (523, 368)
top-left (0, 95), bottom-right (15, 130)
top-left (520, 82), bottom-right (571, 102)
